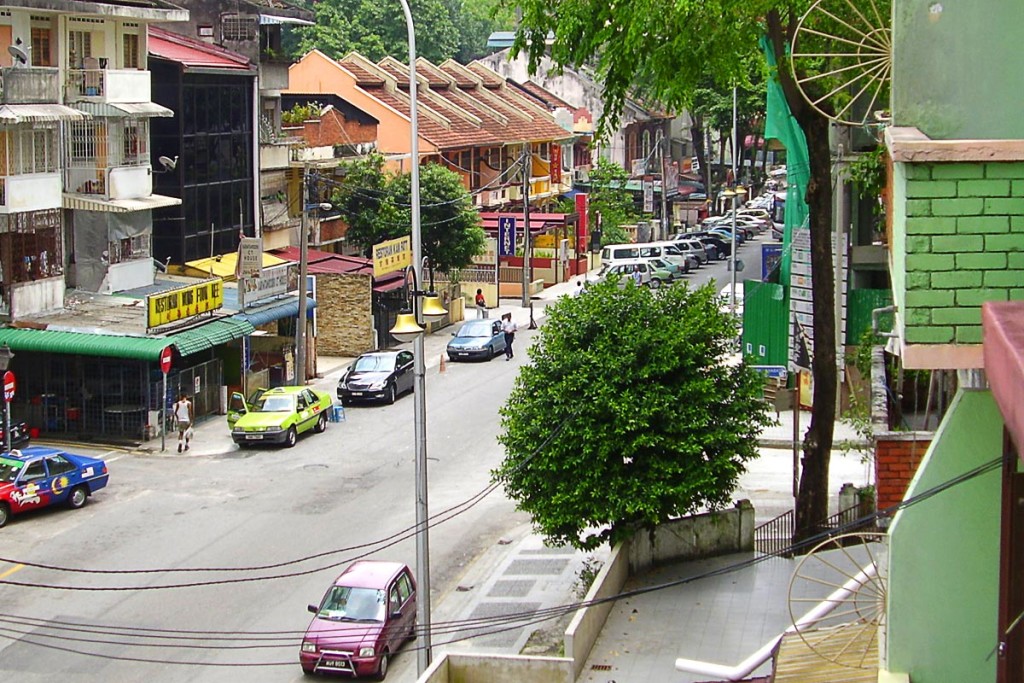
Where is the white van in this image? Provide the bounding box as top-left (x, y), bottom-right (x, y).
top-left (602, 242), bottom-right (694, 273)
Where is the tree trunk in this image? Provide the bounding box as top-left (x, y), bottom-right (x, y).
top-left (764, 8), bottom-right (839, 546)
top-left (792, 109), bottom-right (837, 545)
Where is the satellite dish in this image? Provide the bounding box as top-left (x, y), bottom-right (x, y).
top-left (158, 155), bottom-right (178, 171)
top-left (7, 44), bottom-right (29, 66)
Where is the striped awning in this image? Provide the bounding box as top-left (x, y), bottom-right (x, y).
top-left (72, 101), bottom-right (174, 118)
top-left (0, 327), bottom-right (171, 361)
top-left (166, 318), bottom-right (255, 357)
top-left (63, 194), bottom-right (182, 213)
top-left (0, 104), bottom-right (90, 123)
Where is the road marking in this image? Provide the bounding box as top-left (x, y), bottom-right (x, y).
top-left (0, 564), bottom-right (25, 580)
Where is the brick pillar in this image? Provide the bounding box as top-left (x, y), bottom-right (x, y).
top-left (875, 431), bottom-right (932, 513)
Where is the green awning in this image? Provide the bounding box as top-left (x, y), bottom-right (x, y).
top-left (0, 317), bottom-right (255, 361)
top-left (0, 327), bottom-right (171, 361)
top-left (167, 318), bottom-right (254, 357)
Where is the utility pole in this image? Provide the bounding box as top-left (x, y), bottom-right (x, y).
top-left (659, 132), bottom-right (669, 240)
top-left (521, 145), bottom-right (531, 308)
top-left (296, 165), bottom-right (310, 386)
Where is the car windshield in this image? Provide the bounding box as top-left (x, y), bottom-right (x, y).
top-left (255, 395), bottom-right (294, 412)
top-left (353, 355), bottom-right (396, 372)
top-left (318, 586), bottom-right (385, 622)
top-left (0, 458), bottom-right (23, 483)
top-left (458, 322), bottom-right (492, 338)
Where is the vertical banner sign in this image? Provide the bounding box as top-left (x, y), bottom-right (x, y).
top-left (575, 192), bottom-right (588, 253)
top-left (498, 216), bottom-right (517, 257)
top-left (643, 175), bottom-right (654, 213)
top-left (550, 145), bottom-right (562, 185)
top-left (159, 347), bottom-right (171, 452)
top-left (237, 237), bottom-right (263, 279)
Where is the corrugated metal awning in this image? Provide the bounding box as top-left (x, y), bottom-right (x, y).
top-left (0, 104), bottom-right (91, 123)
top-left (166, 318), bottom-right (255, 356)
top-left (259, 13), bottom-right (314, 25)
top-left (232, 297), bottom-right (317, 327)
top-left (0, 327), bottom-right (171, 361)
top-left (63, 194), bottom-right (182, 213)
top-left (72, 101), bottom-right (174, 118)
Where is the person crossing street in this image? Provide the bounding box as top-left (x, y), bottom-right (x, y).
top-left (501, 313), bottom-right (518, 360)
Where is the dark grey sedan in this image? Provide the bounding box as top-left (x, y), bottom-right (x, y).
top-left (446, 319), bottom-right (506, 361)
top-left (337, 350), bottom-right (414, 405)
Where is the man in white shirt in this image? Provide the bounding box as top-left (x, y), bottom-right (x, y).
top-left (501, 313), bottom-right (518, 361)
top-left (172, 393), bottom-right (194, 453)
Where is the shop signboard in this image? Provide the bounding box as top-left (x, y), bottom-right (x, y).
top-left (239, 264), bottom-right (297, 309)
top-left (372, 235), bottom-right (412, 278)
top-left (147, 279), bottom-right (223, 332)
top-left (237, 237), bottom-right (263, 280)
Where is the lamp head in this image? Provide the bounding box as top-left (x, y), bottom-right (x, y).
top-left (420, 293), bottom-right (447, 323)
top-left (390, 311), bottom-right (424, 342)
top-left (721, 190), bottom-right (736, 198)
top-left (736, 185), bottom-right (748, 196)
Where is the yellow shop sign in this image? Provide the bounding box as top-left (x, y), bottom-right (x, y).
top-left (147, 279), bottom-right (223, 330)
top-left (372, 235), bottom-right (412, 277)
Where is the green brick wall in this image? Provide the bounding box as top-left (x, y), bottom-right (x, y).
top-left (896, 161), bottom-right (1024, 345)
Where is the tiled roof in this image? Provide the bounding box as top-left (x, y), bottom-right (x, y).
top-left (517, 81), bottom-right (575, 110)
top-left (336, 54), bottom-right (571, 151)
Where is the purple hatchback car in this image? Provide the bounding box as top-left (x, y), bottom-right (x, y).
top-left (300, 561), bottom-right (417, 679)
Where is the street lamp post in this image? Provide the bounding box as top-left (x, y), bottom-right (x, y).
top-left (726, 185), bottom-right (748, 316)
top-left (395, 2), bottom-right (440, 673)
top-left (295, 165), bottom-right (331, 386)
top-left (0, 343), bottom-right (14, 453)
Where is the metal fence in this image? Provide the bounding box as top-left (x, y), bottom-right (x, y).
top-left (148, 358), bottom-right (224, 433)
top-left (753, 504), bottom-right (878, 557)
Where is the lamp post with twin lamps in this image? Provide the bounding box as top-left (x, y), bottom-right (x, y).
top-left (386, 2), bottom-right (447, 672)
top-left (721, 185), bottom-right (747, 317)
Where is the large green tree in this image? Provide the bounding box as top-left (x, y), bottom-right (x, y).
top-left (494, 281), bottom-right (774, 550)
top-left (512, 0), bottom-right (884, 542)
top-left (587, 157), bottom-right (638, 246)
top-left (331, 155), bottom-right (485, 276)
top-left (290, 0), bottom-right (460, 63)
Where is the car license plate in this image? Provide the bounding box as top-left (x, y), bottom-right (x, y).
top-left (245, 434), bottom-right (263, 440)
top-left (458, 352), bottom-right (469, 356)
top-left (350, 392), bottom-right (363, 396)
top-left (324, 659), bottom-right (351, 669)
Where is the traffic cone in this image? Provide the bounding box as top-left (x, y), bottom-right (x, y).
top-left (439, 353), bottom-right (447, 373)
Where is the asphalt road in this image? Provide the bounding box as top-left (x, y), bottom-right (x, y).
top-left (0, 232), bottom-right (768, 683)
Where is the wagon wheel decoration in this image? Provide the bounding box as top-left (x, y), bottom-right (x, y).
top-left (787, 532), bottom-right (887, 669)
top-left (790, 0), bottom-right (892, 127)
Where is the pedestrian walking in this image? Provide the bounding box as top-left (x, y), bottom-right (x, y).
top-left (501, 313), bottom-right (518, 360)
top-left (475, 288), bottom-right (488, 318)
top-left (632, 264), bottom-right (643, 286)
top-left (173, 392), bottom-right (194, 453)
top-left (573, 279), bottom-right (585, 296)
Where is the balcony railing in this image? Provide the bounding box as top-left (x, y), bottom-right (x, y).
top-left (65, 68), bottom-right (152, 103)
top-left (0, 66), bottom-right (60, 104)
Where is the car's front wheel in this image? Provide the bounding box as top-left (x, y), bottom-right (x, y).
top-left (314, 412), bottom-right (327, 433)
top-left (386, 384), bottom-right (397, 405)
top-left (372, 651), bottom-right (389, 681)
top-left (68, 485), bottom-right (88, 510)
top-left (285, 426), bottom-right (297, 448)
top-left (648, 278), bottom-right (662, 289)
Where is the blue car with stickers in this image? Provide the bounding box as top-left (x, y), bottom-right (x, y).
top-left (0, 446), bottom-right (109, 528)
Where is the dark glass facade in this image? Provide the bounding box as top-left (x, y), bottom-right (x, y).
top-left (150, 60), bottom-right (255, 266)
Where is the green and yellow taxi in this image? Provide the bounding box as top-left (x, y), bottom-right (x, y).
top-left (227, 386), bottom-right (333, 448)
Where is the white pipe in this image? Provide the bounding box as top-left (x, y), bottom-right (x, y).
top-left (675, 563), bottom-right (878, 679)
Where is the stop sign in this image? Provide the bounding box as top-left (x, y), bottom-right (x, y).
top-left (159, 346), bottom-right (173, 375)
top-left (2, 371), bottom-right (14, 403)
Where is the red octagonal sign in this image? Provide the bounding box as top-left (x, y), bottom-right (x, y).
top-left (3, 371), bottom-right (14, 403)
top-left (159, 347), bottom-right (173, 375)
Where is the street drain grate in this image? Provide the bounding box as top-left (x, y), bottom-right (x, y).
top-left (591, 664), bottom-right (612, 671)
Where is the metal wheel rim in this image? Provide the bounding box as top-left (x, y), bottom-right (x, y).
top-left (786, 531), bottom-right (887, 669)
top-left (790, 0), bottom-right (892, 127)
top-left (70, 488), bottom-right (87, 508)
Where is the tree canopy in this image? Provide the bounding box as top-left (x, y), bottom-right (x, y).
top-left (510, 0), bottom-right (896, 541)
top-left (330, 154), bottom-right (486, 275)
top-left (587, 157), bottom-right (638, 247)
top-left (286, 0), bottom-right (512, 64)
top-left (494, 281), bottom-right (774, 550)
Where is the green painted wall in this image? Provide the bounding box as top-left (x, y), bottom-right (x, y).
top-left (887, 390), bottom-right (1002, 681)
top-left (891, 160), bottom-right (1024, 345)
top-left (894, 0), bottom-right (1024, 140)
